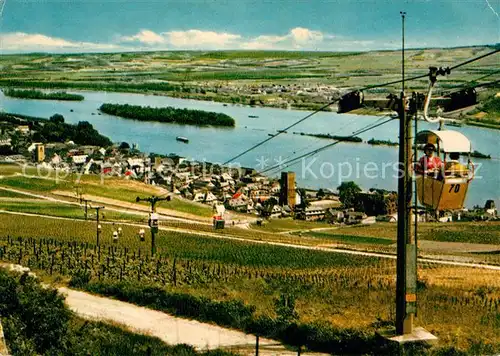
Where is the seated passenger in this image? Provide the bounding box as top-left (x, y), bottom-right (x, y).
top-left (444, 152), bottom-right (468, 177)
top-left (416, 143), bottom-right (443, 175)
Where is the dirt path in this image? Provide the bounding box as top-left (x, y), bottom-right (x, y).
top-left (59, 287), bottom-right (275, 351)
top-left (52, 190), bottom-right (212, 223)
top-left (0, 186), bottom-right (212, 226)
top-left (0, 262), bottom-right (326, 355)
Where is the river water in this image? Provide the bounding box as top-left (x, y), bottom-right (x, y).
top-left (1, 90), bottom-right (498, 208)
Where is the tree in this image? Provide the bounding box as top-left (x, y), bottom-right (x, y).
top-left (316, 188), bottom-right (326, 199)
top-left (297, 188), bottom-right (310, 209)
top-left (261, 197), bottom-right (278, 217)
top-left (49, 114), bottom-right (65, 124)
top-left (119, 142), bottom-right (130, 150)
top-left (274, 293), bottom-right (298, 324)
top-left (263, 196), bottom-right (278, 209)
top-left (337, 181), bottom-right (361, 208)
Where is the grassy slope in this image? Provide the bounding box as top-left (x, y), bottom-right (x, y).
top-left (251, 218), bottom-right (330, 232)
top-left (0, 170), bottom-right (213, 218)
top-left (0, 200), bottom-right (143, 221)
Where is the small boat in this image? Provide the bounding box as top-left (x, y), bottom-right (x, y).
top-left (248, 115), bottom-right (259, 118)
top-left (176, 136), bottom-right (189, 143)
top-left (268, 133), bottom-right (275, 137)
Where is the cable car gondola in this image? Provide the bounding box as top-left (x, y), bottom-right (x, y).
top-left (414, 130), bottom-right (474, 211)
top-left (414, 67), bottom-right (475, 212)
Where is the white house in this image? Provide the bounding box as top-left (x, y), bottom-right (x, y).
top-left (72, 155), bottom-right (88, 165)
top-left (228, 192), bottom-right (249, 209)
top-left (204, 192), bottom-right (218, 203)
top-left (27, 142), bottom-right (43, 152)
top-left (127, 158), bottom-right (144, 169)
top-left (193, 192), bottom-right (206, 203)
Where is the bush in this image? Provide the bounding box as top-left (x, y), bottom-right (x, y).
top-left (3, 89), bottom-right (84, 101)
top-left (0, 270), bottom-right (70, 354)
top-left (69, 268), bottom-right (92, 288)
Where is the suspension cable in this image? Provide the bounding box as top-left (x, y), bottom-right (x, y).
top-left (259, 115), bottom-right (396, 176)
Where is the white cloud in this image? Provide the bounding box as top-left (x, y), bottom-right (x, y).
top-left (119, 29), bottom-right (242, 49)
top-left (290, 27), bottom-right (323, 44)
top-left (241, 27), bottom-right (327, 50)
top-left (0, 32), bottom-right (123, 53)
top-left (0, 27), bottom-right (390, 53)
top-left (163, 30), bottom-right (241, 49)
top-left (120, 29), bottom-right (166, 45)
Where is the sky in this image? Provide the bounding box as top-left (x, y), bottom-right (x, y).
top-left (0, 0), bottom-right (498, 53)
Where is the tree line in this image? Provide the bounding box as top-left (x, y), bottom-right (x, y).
top-left (3, 89), bottom-right (84, 101)
top-left (32, 114), bottom-right (112, 147)
top-left (0, 112), bottom-right (112, 148)
top-left (99, 103), bottom-right (236, 127)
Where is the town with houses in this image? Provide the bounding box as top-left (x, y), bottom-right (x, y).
top-left (1, 116), bottom-right (497, 225)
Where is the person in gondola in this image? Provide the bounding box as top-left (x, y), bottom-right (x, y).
top-left (444, 152), bottom-right (469, 177)
top-left (416, 143), bottom-right (443, 177)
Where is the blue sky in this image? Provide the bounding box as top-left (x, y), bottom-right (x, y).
top-left (0, 0), bottom-right (498, 53)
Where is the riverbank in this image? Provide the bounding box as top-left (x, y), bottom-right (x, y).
top-left (290, 129), bottom-right (493, 159)
top-left (2, 88), bottom-right (84, 101)
top-left (5, 81), bottom-right (499, 131)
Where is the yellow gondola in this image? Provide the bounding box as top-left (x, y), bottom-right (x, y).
top-left (415, 130), bottom-right (474, 211)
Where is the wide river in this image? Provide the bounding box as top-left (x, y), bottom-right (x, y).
top-left (1, 90), bottom-right (498, 208)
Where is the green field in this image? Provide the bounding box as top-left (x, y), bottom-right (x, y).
top-left (0, 200), bottom-right (143, 221)
top-left (0, 170), bottom-right (213, 218)
top-left (0, 189), bottom-right (31, 198)
top-left (1, 46), bottom-right (498, 123)
top-left (0, 213), bottom-right (374, 269)
top-left (318, 222), bottom-right (500, 245)
top-left (251, 218), bottom-right (329, 232)
top-left (297, 231), bottom-right (395, 246)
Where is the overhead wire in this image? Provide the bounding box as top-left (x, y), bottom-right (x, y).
top-left (438, 69), bottom-right (500, 96)
top-left (279, 113), bottom-right (368, 163)
top-left (222, 99), bottom-right (341, 165)
top-left (222, 48), bottom-right (500, 166)
top-left (259, 115), bottom-right (396, 176)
